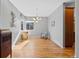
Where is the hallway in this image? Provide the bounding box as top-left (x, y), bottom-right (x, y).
top-left (12, 38), bottom-right (74, 58)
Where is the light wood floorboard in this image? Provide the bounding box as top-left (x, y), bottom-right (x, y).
top-left (12, 37), bottom-right (74, 58)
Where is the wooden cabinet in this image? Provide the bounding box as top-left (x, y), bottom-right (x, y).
top-left (0, 29), bottom-right (12, 58)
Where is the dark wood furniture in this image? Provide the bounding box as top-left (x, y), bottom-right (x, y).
top-left (0, 29), bottom-right (12, 58)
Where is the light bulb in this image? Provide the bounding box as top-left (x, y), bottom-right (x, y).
top-left (36, 21), bottom-right (38, 23)
top-left (36, 17), bottom-right (39, 20)
top-left (33, 18), bottom-right (36, 21)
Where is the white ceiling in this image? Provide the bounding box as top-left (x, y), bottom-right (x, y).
top-left (9, 0), bottom-right (74, 17)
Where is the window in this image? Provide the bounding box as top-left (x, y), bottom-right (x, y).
top-left (26, 22), bottom-right (34, 30)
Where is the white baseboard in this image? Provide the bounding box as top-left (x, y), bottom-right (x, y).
top-left (51, 39), bottom-right (64, 48)
top-left (12, 31), bottom-right (21, 49)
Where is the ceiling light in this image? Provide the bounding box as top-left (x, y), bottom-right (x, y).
top-left (33, 8), bottom-right (41, 23)
top-left (33, 17), bottom-right (36, 21)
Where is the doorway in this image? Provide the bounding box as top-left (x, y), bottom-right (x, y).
top-left (64, 6), bottom-right (75, 48)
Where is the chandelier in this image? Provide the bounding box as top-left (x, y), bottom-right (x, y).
top-left (33, 8), bottom-right (41, 23)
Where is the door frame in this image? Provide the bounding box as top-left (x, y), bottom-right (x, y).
top-left (63, 3), bottom-right (75, 48)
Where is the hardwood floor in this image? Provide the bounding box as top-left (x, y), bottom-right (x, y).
top-left (12, 38), bottom-right (74, 58)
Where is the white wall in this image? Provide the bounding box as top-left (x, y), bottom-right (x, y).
top-left (75, 0), bottom-right (79, 57)
top-left (23, 17), bottom-right (48, 38)
top-left (48, 4), bottom-right (63, 48)
top-left (0, 0), bottom-right (11, 28)
top-left (0, 0), bottom-right (25, 47)
top-left (0, 0), bottom-right (22, 25)
top-left (0, 17), bottom-right (10, 28)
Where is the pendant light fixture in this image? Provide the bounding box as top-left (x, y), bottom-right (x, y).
top-left (33, 8), bottom-right (41, 23)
